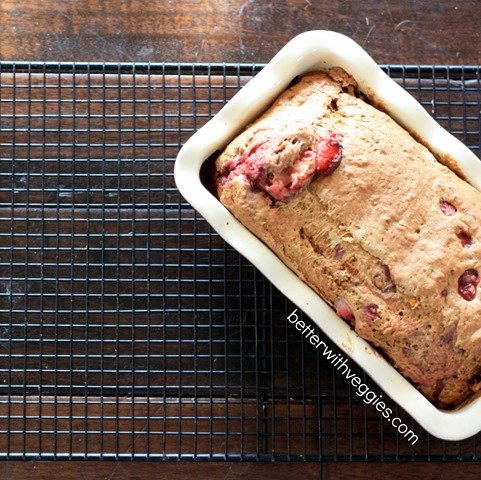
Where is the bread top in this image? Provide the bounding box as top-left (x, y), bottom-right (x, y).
top-left (216, 69), bottom-right (481, 360)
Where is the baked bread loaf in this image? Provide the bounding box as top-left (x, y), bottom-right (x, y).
top-left (214, 68), bottom-right (481, 408)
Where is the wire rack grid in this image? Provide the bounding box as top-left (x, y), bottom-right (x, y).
top-left (0, 62), bottom-right (480, 461)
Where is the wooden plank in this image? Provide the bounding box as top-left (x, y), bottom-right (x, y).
top-left (325, 462), bottom-right (481, 480)
top-left (0, 0), bottom-right (480, 65)
top-left (0, 72), bottom-right (249, 209)
top-left (0, 396), bottom-right (476, 460)
top-left (0, 460), bottom-right (323, 479)
top-left (4, 460), bottom-right (481, 480)
top-left (0, 396), bottom-right (263, 458)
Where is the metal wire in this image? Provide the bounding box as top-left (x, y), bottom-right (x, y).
top-left (0, 63), bottom-right (479, 460)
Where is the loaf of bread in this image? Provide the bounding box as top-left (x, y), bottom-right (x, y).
top-left (213, 68), bottom-right (481, 408)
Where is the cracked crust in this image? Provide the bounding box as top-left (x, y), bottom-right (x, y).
top-left (214, 68), bottom-right (481, 408)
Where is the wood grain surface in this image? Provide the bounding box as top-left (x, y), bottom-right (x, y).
top-left (0, 0), bottom-right (480, 65)
top-left (3, 461), bottom-right (323, 480)
top-left (2, 460), bottom-right (481, 479)
top-left (1, 1), bottom-right (480, 478)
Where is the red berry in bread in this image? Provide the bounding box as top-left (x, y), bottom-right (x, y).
top-left (440, 200), bottom-right (457, 216)
top-left (335, 298), bottom-right (355, 324)
top-left (458, 269), bottom-right (480, 301)
top-left (315, 133), bottom-right (343, 175)
top-left (457, 230), bottom-right (472, 248)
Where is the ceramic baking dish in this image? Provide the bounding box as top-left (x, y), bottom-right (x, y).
top-left (174, 30), bottom-right (481, 441)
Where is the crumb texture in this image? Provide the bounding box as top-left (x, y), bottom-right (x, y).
top-left (214, 69), bottom-right (481, 408)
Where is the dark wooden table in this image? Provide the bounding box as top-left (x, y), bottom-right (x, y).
top-left (1, 0), bottom-right (480, 65)
top-left (1, 1), bottom-right (481, 478)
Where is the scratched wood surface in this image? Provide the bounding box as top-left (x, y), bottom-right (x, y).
top-left (0, 0), bottom-right (480, 477)
top-left (0, 0), bottom-right (480, 65)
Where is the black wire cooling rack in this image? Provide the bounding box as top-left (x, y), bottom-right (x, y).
top-left (0, 62), bottom-right (480, 461)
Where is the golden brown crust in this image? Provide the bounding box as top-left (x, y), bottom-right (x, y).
top-left (214, 69), bottom-right (481, 408)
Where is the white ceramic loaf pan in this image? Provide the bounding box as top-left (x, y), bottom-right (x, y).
top-left (174, 30), bottom-right (481, 441)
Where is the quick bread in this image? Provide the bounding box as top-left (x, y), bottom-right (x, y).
top-left (213, 68), bottom-right (481, 408)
